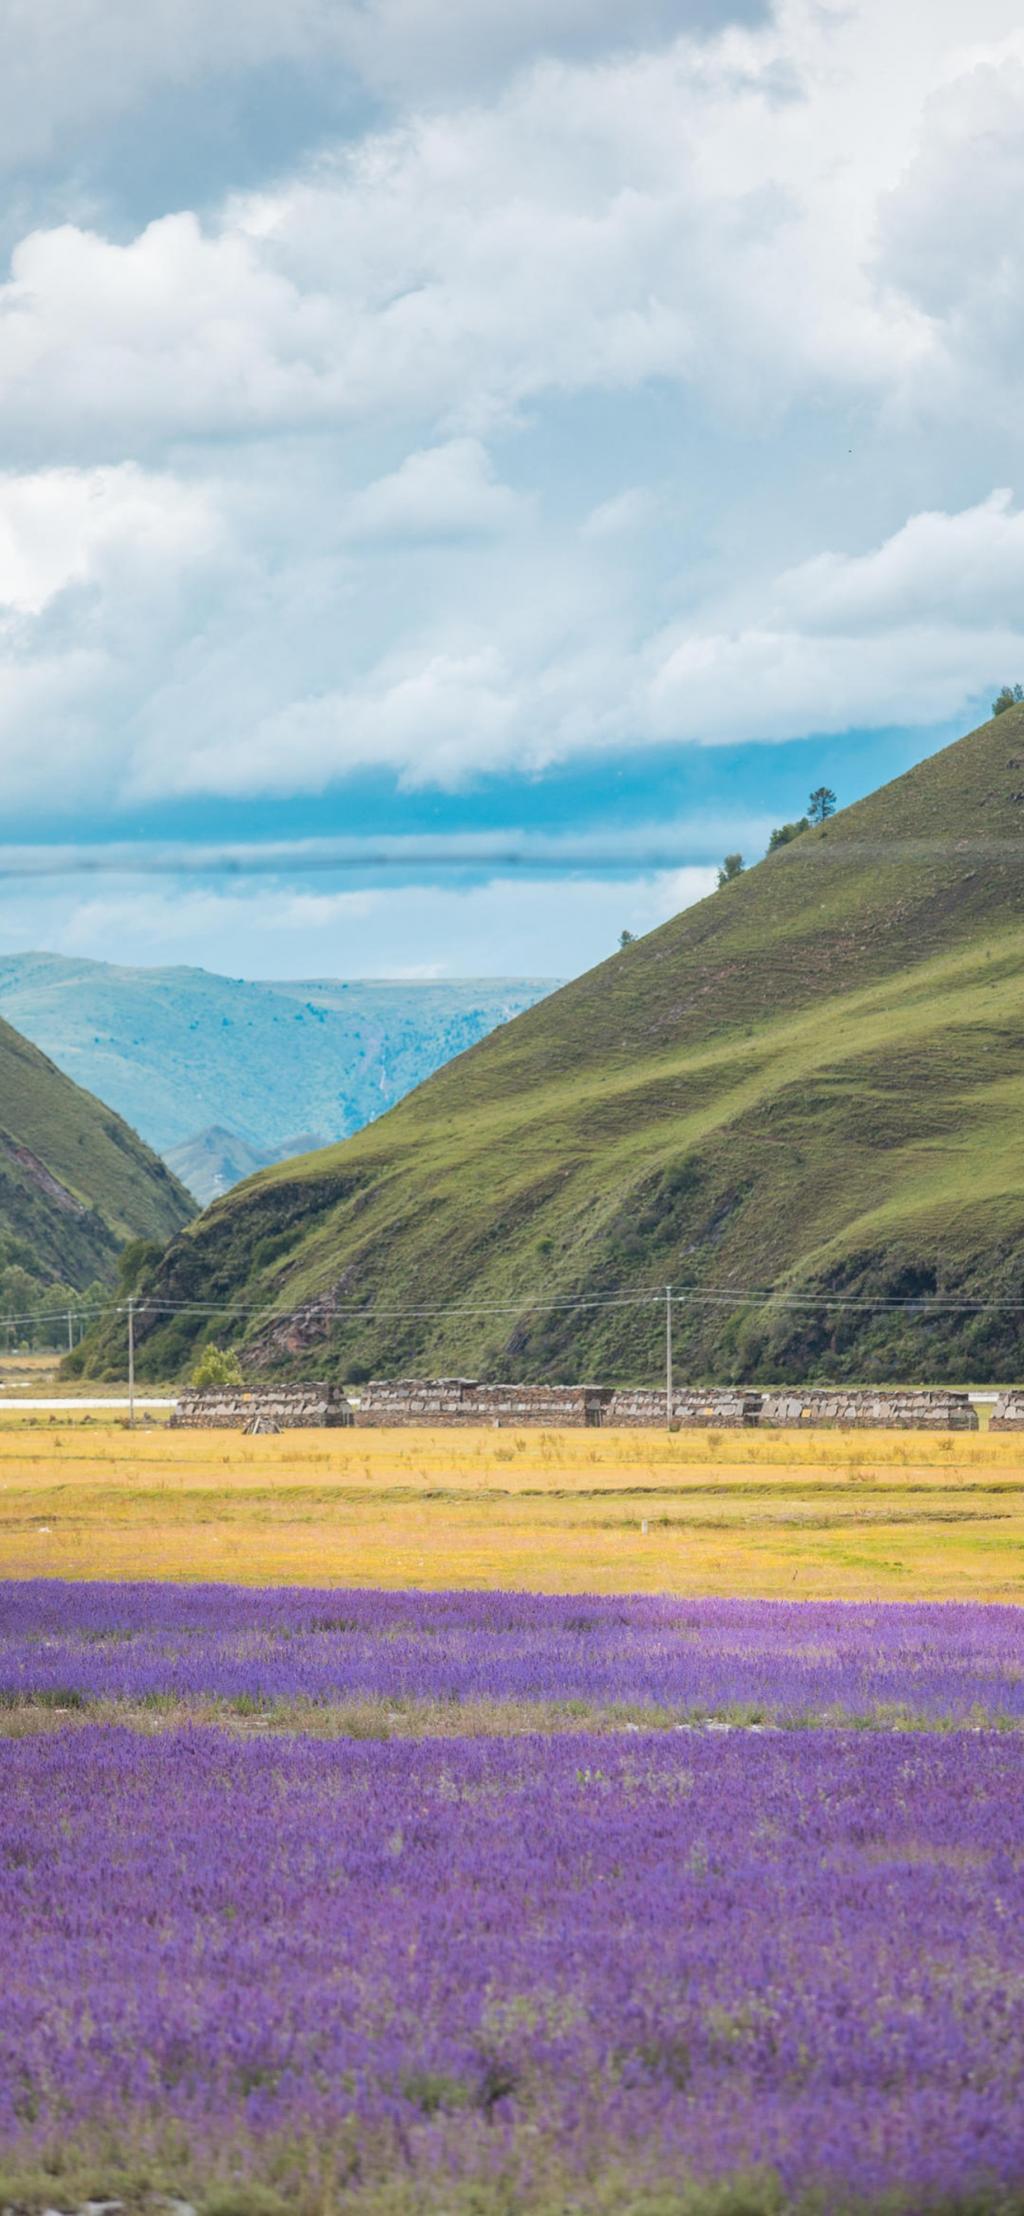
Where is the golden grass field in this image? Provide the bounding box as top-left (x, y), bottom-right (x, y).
top-left (0, 1418), bottom-right (1023, 1596)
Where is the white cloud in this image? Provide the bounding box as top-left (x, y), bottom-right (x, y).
top-left (645, 492), bottom-right (1024, 744)
top-left (136, 489), bottom-right (1024, 790)
top-left (2, 0), bottom-right (1024, 843)
top-left (0, 463), bottom-right (220, 615)
top-left (343, 440), bottom-right (526, 541)
top-left (5, 1), bottom-right (1021, 486)
top-left (581, 488), bottom-right (661, 540)
top-left (0, 0), bottom-right (763, 171)
top-left (160, 648), bottom-right (521, 797)
top-left (772, 492), bottom-right (1024, 633)
top-left (875, 47), bottom-right (1024, 430)
top-left (0, 866), bottom-right (717, 980)
top-left (0, 214), bottom-right (336, 449)
top-left (335, 0), bottom-right (764, 102)
top-left (0, 0), bottom-right (347, 168)
top-left (0, 14), bottom-right (939, 459)
top-left (879, 47), bottom-right (1024, 321)
top-left (647, 618), bottom-right (1007, 748)
top-left (0, 461), bottom-right (227, 807)
top-left (0, 460), bottom-right (1020, 808)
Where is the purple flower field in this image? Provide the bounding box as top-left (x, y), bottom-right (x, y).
top-left (2, 1581), bottom-right (1024, 1725)
top-left (2, 1726), bottom-right (1024, 2214)
top-left (5, 1587), bottom-right (1024, 2212)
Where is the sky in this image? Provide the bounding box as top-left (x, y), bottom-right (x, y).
top-left (1, 0), bottom-right (1023, 979)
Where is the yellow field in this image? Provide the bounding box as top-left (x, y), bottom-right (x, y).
top-left (0, 1418), bottom-right (1023, 1596)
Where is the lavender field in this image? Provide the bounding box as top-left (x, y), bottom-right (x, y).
top-left (2, 1581), bottom-right (1024, 1727)
top-left (3, 1585), bottom-right (1024, 2214)
top-left (4, 1726), bottom-right (1024, 2216)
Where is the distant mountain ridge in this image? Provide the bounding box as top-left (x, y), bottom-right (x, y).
top-left (0, 958), bottom-right (557, 1199)
top-left (78, 703), bottom-right (1024, 1386)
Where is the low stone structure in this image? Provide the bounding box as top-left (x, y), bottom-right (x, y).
top-left (758, 1387), bottom-right (978, 1430)
top-left (171, 1384), bottom-right (352, 1429)
top-left (605, 1386), bottom-right (762, 1427)
top-left (350, 1378), bottom-right (612, 1427)
top-left (171, 1376), bottom-right (982, 1431)
top-left (989, 1394), bottom-right (1024, 1430)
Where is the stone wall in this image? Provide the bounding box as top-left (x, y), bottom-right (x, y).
top-left (605, 1387), bottom-right (762, 1427)
top-left (989, 1394), bottom-right (1024, 1430)
top-left (352, 1379), bottom-right (975, 1428)
top-left (171, 1385), bottom-right (352, 1430)
top-left (758, 1387), bottom-right (978, 1430)
top-left (171, 1376), bottom-right (982, 1431)
top-left (350, 1379), bottom-right (611, 1427)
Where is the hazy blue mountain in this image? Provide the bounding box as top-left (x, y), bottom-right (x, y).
top-left (164, 1126), bottom-right (329, 1205)
top-left (0, 954), bottom-right (557, 1196)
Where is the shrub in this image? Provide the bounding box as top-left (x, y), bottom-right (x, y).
top-left (767, 817), bottom-right (809, 852)
top-left (191, 1343), bottom-right (244, 1388)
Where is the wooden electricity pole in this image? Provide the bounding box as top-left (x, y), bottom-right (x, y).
top-left (665, 1284), bottom-right (673, 1431)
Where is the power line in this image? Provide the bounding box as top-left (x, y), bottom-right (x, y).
top-left (8, 1273), bottom-right (1024, 1340)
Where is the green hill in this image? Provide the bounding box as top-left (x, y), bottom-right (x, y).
top-left (0, 1014), bottom-right (195, 1308)
top-left (80, 706), bottom-right (1024, 1385)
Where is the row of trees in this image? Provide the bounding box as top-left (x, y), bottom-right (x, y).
top-left (0, 1266), bottom-right (110, 1352)
top-left (716, 785), bottom-right (836, 890)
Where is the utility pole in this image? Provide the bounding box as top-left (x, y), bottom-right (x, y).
top-left (67, 1308), bottom-right (73, 1355)
top-left (665, 1283), bottom-right (673, 1431)
top-left (127, 1297), bottom-right (135, 1430)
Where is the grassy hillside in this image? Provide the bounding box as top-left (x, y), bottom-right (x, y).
top-left (0, 1014), bottom-right (194, 1297)
top-left (81, 706), bottom-right (1024, 1384)
top-left (0, 957), bottom-right (557, 1188)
